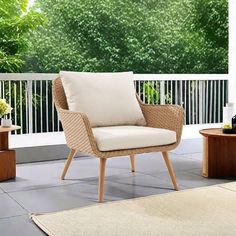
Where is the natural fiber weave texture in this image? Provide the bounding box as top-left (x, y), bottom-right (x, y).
top-left (52, 77), bottom-right (184, 158)
top-left (32, 182), bottom-right (236, 236)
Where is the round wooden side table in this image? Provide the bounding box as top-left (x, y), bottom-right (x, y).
top-left (200, 128), bottom-right (236, 178)
top-left (0, 125), bottom-right (21, 181)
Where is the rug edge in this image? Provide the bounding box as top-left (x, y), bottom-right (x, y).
top-left (30, 183), bottom-right (236, 218)
top-left (31, 214), bottom-right (55, 236)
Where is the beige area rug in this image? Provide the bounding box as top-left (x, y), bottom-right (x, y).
top-left (32, 182), bottom-right (236, 236)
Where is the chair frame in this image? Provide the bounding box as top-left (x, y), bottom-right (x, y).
top-left (53, 77), bottom-right (184, 202)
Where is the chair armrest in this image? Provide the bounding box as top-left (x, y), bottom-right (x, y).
top-left (58, 108), bottom-right (98, 155)
top-left (139, 102), bottom-right (184, 144)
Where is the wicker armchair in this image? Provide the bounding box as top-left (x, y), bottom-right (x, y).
top-left (53, 77), bottom-right (184, 202)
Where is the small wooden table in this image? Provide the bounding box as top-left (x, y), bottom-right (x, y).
top-left (200, 128), bottom-right (236, 178)
top-left (0, 125), bottom-right (21, 181)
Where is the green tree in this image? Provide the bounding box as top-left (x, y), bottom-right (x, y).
top-left (0, 0), bottom-right (46, 72)
top-left (192, 0), bottom-right (228, 73)
top-left (24, 0), bottom-right (228, 73)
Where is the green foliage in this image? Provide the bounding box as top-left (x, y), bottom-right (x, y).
top-left (143, 81), bottom-right (171, 104)
top-left (24, 0), bottom-right (228, 73)
top-left (194, 0), bottom-right (228, 48)
top-left (191, 0), bottom-right (228, 73)
top-left (0, 0), bottom-right (46, 72)
top-left (144, 82), bottom-right (161, 104)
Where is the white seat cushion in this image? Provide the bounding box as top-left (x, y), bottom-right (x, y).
top-left (92, 126), bottom-right (176, 151)
top-left (60, 71), bottom-right (146, 127)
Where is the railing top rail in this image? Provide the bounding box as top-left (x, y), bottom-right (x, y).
top-left (134, 74), bottom-right (229, 81)
top-left (0, 73), bottom-right (58, 81)
top-left (0, 73), bottom-right (229, 81)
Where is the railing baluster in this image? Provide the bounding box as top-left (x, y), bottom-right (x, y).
top-left (46, 80), bottom-right (49, 132)
top-left (213, 80), bottom-right (216, 123)
top-left (40, 80), bottom-right (43, 132)
top-left (2, 81), bottom-right (5, 99)
top-left (206, 81), bottom-right (209, 123)
top-left (203, 80), bottom-right (206, 123)
top-left (188, 81), bottom-right (193, 124)
top-left (226, 80), bottom-right (229, 104)
top-left (25, 81), bottom-right (28, 133)
top-left (199, 81), bottom-right (203, 124)
top-left (175, 80), bottom-right (178, 105)
top-left (183, 80), bottom-right (186, 124)
top-left (209, 81), bottom-right (213, 123)
top-left (160, 80), bottom-right (165, 105)
top-left (166, 80), bottom-right (169, 104)
top-left (52, 88), bottom-right (55, 132)
top-left (143, 80), bottom-right (146, 104)
top-left (195, 80), bottom-right (197, 124)
top-left (27, 80), bottom-right (33, 133)
top-left (19, 81), bottom-right (23, 134)
top-left (192, 81), bottom-right (195, 124)
top-left (14, 82), bottom-right (17, 133)
top-left (138, 80), bottom-right (141, 99)
top-left (8, 80), bottom-right (11, 119)
top-left (151, 80), bottom-right (154, 105)
top-left (218, 80), bottom-right (221, 122)
top-left (156, 80), bottom-right (159, 104)
top-left (180, 80), bottom-right (183, 108)
top-left (34, 80), bottom-right (37, 133)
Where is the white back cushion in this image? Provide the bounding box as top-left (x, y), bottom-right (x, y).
top-left (60, 71), bottom-right (146, 127)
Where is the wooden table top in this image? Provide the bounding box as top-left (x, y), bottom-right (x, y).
top-left (0, 125), bottom-right (21, 133)
top-left (200, 128), bottom-right (236, 138)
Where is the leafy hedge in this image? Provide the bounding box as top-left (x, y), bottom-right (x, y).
top-left (0, 0), bottom-right (45, 72)
top-left (22, 0), bottom-right (228, 73)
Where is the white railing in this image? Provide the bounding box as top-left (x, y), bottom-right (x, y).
top-left (0, 73), bottom-right (229, 134)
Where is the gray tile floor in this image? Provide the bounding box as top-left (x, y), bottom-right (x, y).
top-left (0, 138), bottom-right (235, 236)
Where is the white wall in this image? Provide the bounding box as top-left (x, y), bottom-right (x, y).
top-left (229, 0), bottom-right (236, 105)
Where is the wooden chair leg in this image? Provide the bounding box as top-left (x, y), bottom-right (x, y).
top-left (61, 149), bottom-right (77, 180)
top-left (162, 152), bottom-right (179, 191)
top-left (130, 154), bottom-right (135, 172)
top-left (98, 158), bottom-right (107, 203)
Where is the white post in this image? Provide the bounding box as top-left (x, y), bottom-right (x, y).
top-left (27, 80), bottom-right (33, 133)
top-left (229, 0), bottom-right (236, 107)
top-left (160, 80), bottom-right (165, 104)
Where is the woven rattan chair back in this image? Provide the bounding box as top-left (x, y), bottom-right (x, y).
top-left (53, 77), bottom-right (68, 110)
